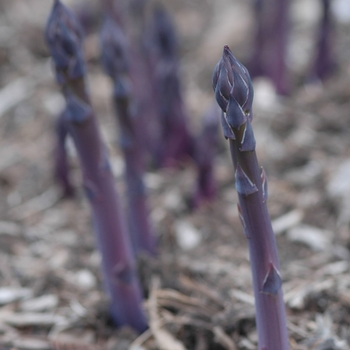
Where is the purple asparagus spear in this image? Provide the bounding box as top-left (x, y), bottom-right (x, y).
top-left (310, 0), bottom-right (335, 81)
top-left (191, 104), bottom-right (220, 208)
top-left (100, 16), bottom-right (157, 256)
top-left (249, 0), bottom-right (290, 95)
top-left (45, 0), bottom-right (147, 332)
top-left (151, 4), bottom-right (193, 167)
top-left (213, 46), bottom-right (289, 349)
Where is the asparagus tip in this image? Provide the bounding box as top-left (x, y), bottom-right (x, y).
top-left (45, 0), bottom-right (85, 82)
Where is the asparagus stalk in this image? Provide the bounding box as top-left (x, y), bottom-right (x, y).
top-left (101, 0), bottom-right (124, 27)
top-left (45, 0), bottom-right (147, 332)
top-left (249, 0), bottom-right (290, 95)
top-left (213, 46), bottom-right (289, 349)
top-left (100, 16), bottom-right (156, 256)
top-left (248, 0), bottom-right (266, 78)
top-left (125, 0), bottom-right (162, 164)
top-left (310, 0), bottom-right (335, 81)
top-left (151, 4), bottom-right (193, 167)
top-left (191, 104), bottom-right (220, 208)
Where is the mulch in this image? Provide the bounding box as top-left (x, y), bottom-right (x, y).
top-left (1, 0), bottom-right (350, 349)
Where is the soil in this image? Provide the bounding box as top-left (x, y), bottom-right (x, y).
top-left (1, 0), bottom-right (350, 349)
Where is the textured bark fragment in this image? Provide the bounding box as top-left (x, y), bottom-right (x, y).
top-left (261, 263), bottom-right (282, 296)
top-left (235, 163), bottom-right (258, 196)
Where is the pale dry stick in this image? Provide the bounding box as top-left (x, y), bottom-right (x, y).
top-left (179, 274), bottom-right (224, 307)
top-left (148, 277), bottom-right (186, 350)
top-left (129, 328), bottom-right (153, 350)
top-left (213, 326), bottom-right (238, 350)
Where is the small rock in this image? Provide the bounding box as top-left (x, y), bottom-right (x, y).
top-left (74, 269), bottom-right (96, 290)
top-left (164, 189), bottom-right (183, 211)
top-left (253, 78), bottom-right (278, 111)
top-left (175, 220), bottom-right (202, 251)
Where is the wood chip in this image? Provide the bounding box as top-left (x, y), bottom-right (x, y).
top-left (287, 225), bottom-right (332, 251)
top-left (0, 287), bottom-right (32, 305)
top-left (0, 221), bottom-right (22, 236)
top-left (0, 312), bottom-right (66, 327)
top-left (13, 338), bottom-right (51, 350)
top-left (272, 209), bottom-right (304, 235)
top-left (284, 279), bottom-right (334, 309)
top-left (0, 77), bottom-right (34, 119)
top-left (20, 294), bottom-right (58, 312)
top-left (10, 187), bottom-right (61, 220)
top-left (230, 289), bottom-right (255, 306)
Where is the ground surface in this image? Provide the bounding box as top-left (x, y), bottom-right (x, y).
top-left (1, 0), bottom-right (350, 349)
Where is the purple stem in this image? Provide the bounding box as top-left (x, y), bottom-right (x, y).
top-left (249, 0), bottom-right (290, 95)
top-left (45, 0), bottom-right (147, 332)
top-left (213, 46), bottom-right (289, 349)
top-left (151, 5), bottom-right (193, 167)
top-left (310, 0), bottom-right (335, 81)
top-left (113, 81), bottom-right (157, 256)
top-left (191, 104), bottom-right (220, 208)
top-left (128, 1), bottom-right (163, 165)
top-left (248, 0), bottom-right (266, 78)
top-left (100, 17), bottom-right (157, 256)
top-left (102, 0), bottom-right (124, 27)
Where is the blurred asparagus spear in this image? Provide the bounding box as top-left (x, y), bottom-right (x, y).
top-left (249, 0), bottom-right (290, 95)
top-left (213, 46), bottom-right (289, 349)
top-left (191, 104), bottom-right (220, 208)
top-left (45, 0), bottom-right (147, 332)
top-left (310, 0), bottom-right (335, 81)
top-left (100, 16), bottom-right (157, 256)
top-left (126, 0), bottom-right (162, 163)
top-left (151, 4), bottom-right (193, 167)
